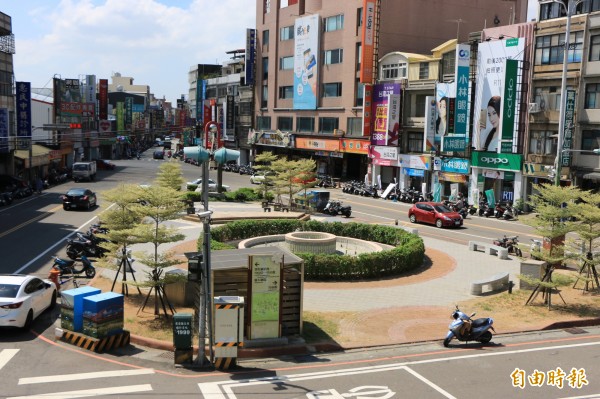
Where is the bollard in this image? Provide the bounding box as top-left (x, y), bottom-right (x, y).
top-left (508, 280), bottom-right (514, 294)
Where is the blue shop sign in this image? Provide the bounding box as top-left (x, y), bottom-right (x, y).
top-left (441, 158), bottom-right (469, 174)
top-left (405, 168), bottom-right (425, 177)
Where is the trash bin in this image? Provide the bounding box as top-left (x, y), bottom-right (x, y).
top-left (164, 269), bottom-right (188, 306)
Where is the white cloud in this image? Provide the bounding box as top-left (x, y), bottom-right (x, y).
top-left (10, 0), bottom-right (255, 103)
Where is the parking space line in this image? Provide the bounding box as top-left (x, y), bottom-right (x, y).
top-left (0, 349), bottom-right (19, 371)
top-left (7, 384), bottom-right (153, 399)
top-left (18, 368), bottom-right (155, 385)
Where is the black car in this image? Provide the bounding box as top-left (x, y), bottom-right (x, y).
top-left (61, 188), bottom-right (97, 210)
top-left (153, 150), bottom-right (165, 159)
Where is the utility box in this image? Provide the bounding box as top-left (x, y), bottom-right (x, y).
top-left (173, 313), bottom-right (193, 365)
top-left (60, 286), bottom-right (101, 332)
top-left (185, 252), bottom-right (203, 282)
top-left (519, 259), bottom-right (547, 290)
top-left (213, 296), bottom-right (244, 370)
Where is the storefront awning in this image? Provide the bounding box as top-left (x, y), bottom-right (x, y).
top-left (583, 172), bottom-right (600, 181)
top-left (13, 144), bottom-right (51, 167)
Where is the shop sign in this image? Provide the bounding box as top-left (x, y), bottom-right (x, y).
top-left (471, 151), bottom-right (522, 171)
top-left (340, 138), bottom-right (369, 154)
top-left (255, 130), bottom-right (291, 147)
top-left (296, 137), bottom-right (339, 151)
top-left (523, 162), bottom-right (553, 177)
top-left (371, 145), bottom-right (398, 160)
top-left (401, 154), bottom-right (430, 170)
top-left (561, 90), bottom-right (576, 167)
top-left (439, 172), bottom-right (468, 183)
top-left (441, 157), bottom-right (469, 174)
top-left (443, 136), bottom-right (467, 152)
top-left (404, 168), bottom-right (425, 177)
top-left (433, 157), bottom-right (441, 171)
top-left (49, 150), bottom-right (62, 160)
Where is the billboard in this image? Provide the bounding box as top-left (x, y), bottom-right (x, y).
top-left (423, 96), bottom-right (437, 152)
top-left (293, 14), bottom-right (320, 110)
top-left (370, 83), bottom-right (401, 146)
top-left (16, 82), bottom-right (31, 138)
top-left (443, 43), bottom-right (470, 152)
top-left (360, 0), bottom-right (376, 84)
top-left (435, 82), bottom-right (455, 146)
top-left (473, 38), bottom-right (524, 152)
top-left (245, 28), bottom-right (256, 86)
top-left (99, 79), bottom-right (108, 120)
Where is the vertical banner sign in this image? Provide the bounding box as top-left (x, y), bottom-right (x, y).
top-left (85, 75), bottom-right (96, 104)
top-left (500, 59), bottom-right (517, 153)
top-left (0, 108), bottom-right (8, 153)
top-left (116, 102), bottom-right (124, 133)
top-left (444, 43), bottom-right (470, 152)
top-left (447, 98), bottom-right (456, 134)
top-left (225, 94), bottom-right (235, 141)
top-left (435, 82), bottom-right (455, 146)
top-left (99, 79), bottom-right (108, 121)
top-left (245, 28), bottom-right (256, 86)
top-left (423, 96), bottom-right (437, 152)
top-left (293, 14), bottom-right (320, 110)
top-left (125, 97), bottom-right (133, 126)
top-left (362, 83), bottom-right (373, 136)
top-left (561, 90), bottom-right (576, 167)
top-left (360, 0), bottom-right (376, 84)
top-left (386, 94), bottom-right (401, 146)
top-left (16, 82), bottom-right (31, 139)
top-left (473, 38), bottom-right (523, 152)
top-left (371, 83), bottom-right (401, 146)
top-left (249, 254), bottom-right (281, 339)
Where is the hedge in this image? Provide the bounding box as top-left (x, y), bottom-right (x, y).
top-left (210, 219), bottom-right (424, 281)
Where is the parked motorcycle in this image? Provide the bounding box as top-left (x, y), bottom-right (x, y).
top-left (443, 305), bottom-right (495, 347)
top-left (502, 202), bottom-right (517, 220)
top-left (51, 255), bottom-right (96, 278)
top-left (493, 235), bottom-right (523, 257)
top-left (478, 199), bottom-right (494, 217)
top-left (323, 200), bottom-right (351, 217)
top-left (66, 232), bottom-right (109, 260)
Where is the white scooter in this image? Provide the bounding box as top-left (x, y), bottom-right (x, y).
top-left (443, 306), bottom-right (495, 347)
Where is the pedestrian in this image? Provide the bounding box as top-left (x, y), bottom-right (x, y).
top-left (35, 177), bottom-right (43, 194)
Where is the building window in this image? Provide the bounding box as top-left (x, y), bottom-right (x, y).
top-left (355, 80), bottom-right (364, 107)
top-left (206, 87), bottom-right (217, 98)
top-left (591, 35), bottom-right (600, 61)
top-left (261, 85), bottom-right (268, 108)
top-left (408, 132), bottom-right (423, 153)
top-left (325, 14), bottom-right (344, 32)
top-left (582, 130), bottom-right (600, 151)
top-left (278, 86), bottom-right (293, 99)
top-left (356, 43), bottom-right (362, 72)
top-left (414, 95), bottom-right (427, 118)
top-left (419, 62), bottom-right (430, 80)
top-left (535, 32), bottom-right (584, 65)
top-left (280, 26), bottom-right (294, 41)
top-left (262, 29), bottom-right (269, 46)
top-left (264, 0), bottom-right (270, 13)
top-left (279, 56), bottom-right (294, 70)
top-left (277, 116), bottom-right (293, 131)
top-left (256, 116), bottom-right (271, 130)
top-left (357, 7), bottom-right (363, 28)
top-left (296, 117), bottom-right (315, 133)
top-left (319, 117), bottom-right (339, 133)
top-left (347, 117), bottom-right (362, 136)
top-left (585, 83), bottom-right (600, 109)
top-left (382, 62), bottom-right (407, 80)
top-left (262, 57), bottom-right (268, 80)
top-left (441, 51), bottom-right (456, 79)
top-left (533, 86), bottom-right (567, 111)
top-left (324, 49), bottom-right (343, 65)
top-left (323, 82), bottom-right (342, 97)
top-left (217, 86), bottom-right (227, 97)
top-left (529, 131), bottom-right (555, 155)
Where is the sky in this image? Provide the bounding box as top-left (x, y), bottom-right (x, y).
top-left (3, 0), bottom-right (538, 105)
top-left (2, 0), bottom-right (256, 104)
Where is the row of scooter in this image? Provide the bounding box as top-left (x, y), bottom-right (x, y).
top-left (474, 199), bottom-right (519, 220)
top-left (341, 180), bottom-right (381, 198)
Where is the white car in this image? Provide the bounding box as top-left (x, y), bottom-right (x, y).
top-left (0, 274), bottom-right (57, 329)
top-left (250, 172), bottom-right (275, 185)
top-left (187, 178), bottom-right (230, 192)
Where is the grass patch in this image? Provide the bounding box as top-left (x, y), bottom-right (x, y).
top-left (302, 312), bottom-right (340, 344)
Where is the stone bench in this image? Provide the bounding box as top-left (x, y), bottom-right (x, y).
top-left (468, 241), bottom-right (509, 260)
top-left (470, 272), bottom-right (510, 295)
top-left (273, 203), bottom-right (290, 212)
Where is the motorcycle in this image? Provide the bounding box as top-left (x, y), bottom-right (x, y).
top-left (493, 235), bottom-right (523, 257)
top-left (66, 232), bottom-right (109, 259)
top-left (323, 200), bottom-right (352, 218)
top-left (530, 239), bottom-right (542, 260)
top-left (443, 305), bottom-right (495, 347)
top-left (502, 203), bottom-right (517, 220)
top-left (494, 202), bottom-right (509, 219)
top-left (51, 255), bottom-right (96, 278)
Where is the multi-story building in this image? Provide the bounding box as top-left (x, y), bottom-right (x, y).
top-left (253, 0), bottom-right (528, 180)
top-left (527, 2), bottom-right (600, 196)
top-left (0, 11), bottom-right (15, 175)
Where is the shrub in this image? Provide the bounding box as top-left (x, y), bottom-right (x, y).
top-left (182, 191), bottom-right (202, 202)
top-left (211, 219), bottom-right (424, 281)
top-left (187, 184), bottom-right (198, 192)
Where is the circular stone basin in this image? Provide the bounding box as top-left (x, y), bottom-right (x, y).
top-left (284, 231), bottom-right (337, 254)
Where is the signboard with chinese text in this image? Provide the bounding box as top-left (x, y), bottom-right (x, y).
top-left (245, 28), bottom-right (256, 86)
top-left (360, 0), bottom-right (376, 84)
top-left (441, 157), bottom-right (470, 174)
top-left (443, 43), bottom-right (470, 152)
top-left (424, 96), bottom-right (437, 152)
top-left (371, 83), bottom-right (401, 146)
top-left (293, 14), bottom-right (320, 110)
top-left (249, 254), bottom-right (281, 339)
top-left (561, 90), bottom-right (576, 167)
top-left (99, 79), bottom-right (108, 120)
top-left (16, 82), bottom-right (31, 138)
top-left (362, 84), bottom-right (373, 136)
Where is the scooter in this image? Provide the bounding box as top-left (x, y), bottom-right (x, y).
top-left (493, 235), bottom-right (523, 257)
top-left (51, 255), bottom-right (96, 278)
top-left (443, 305), bottom-right (495, 347)
top-left (502, 203), bottom-right (517, 220)
top-left (323, 200), bottom-right (352, 218)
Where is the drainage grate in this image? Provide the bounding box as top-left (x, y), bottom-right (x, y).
top-left (158, 351), bottom-right (174, 359)
top-left (564, 327), bottom-right (588, 334)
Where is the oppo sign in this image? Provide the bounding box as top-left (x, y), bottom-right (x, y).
top-left (481, 157), bottom-right (509, 164)
top-left (473, 152), bottom-right (522, 171)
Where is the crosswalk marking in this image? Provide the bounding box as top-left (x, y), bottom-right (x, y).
top-left (19, 368), bottom-right (155, 385)
top-left (0, 349), bottom-right (19, 371)
top-left (7, 384), bottom-right (153, 399)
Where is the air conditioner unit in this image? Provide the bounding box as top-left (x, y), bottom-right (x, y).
top-left (528, 103), bottom-right (541, 113)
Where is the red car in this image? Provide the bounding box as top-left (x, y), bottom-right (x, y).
top-left (96, 159), bottom-right (115, 170)
top-left (408, 202), bottom-right (463, 228)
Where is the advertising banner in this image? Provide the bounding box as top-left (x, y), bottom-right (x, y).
top-left (499, 59), bottom-right (518, 153)
top-left (245, 28), bottom-right (256, 86)
top-left (56, 78), bottom-right (83, 117)
top-left (360, 0), bottom-right (376, 84)
top-left (371, 83), bottom-right (401, 146)
top-left (296, 137), bottom-right (368, 154)
top-left (473, 38), bottom-right (524, 152)
top-left (424, 96), bottom-right (437, 152)
top-left (443, 44), bottom-right (470, 152)
top-left (16, 82), bottom-right (31, 139)
top-left (471, 151), bottom-right (522, 171)
top-left (116, 102), bottom-right (124, 133)
top-left (371, 146), bottom-right (400, 167)
top-left (401, 154), bottom-right (431, 170)
top-left (435, 82), bottom-right (455, 146)
top-left (362, 84), bottom-right (373, 136)
top-left (125, 97), bottom-right (133, 126)
top-left (293, 14), bottom-right (320, 110)
top-left (386, 94), bottom-right (401, 146)
top-left (225, 94), bottom-right (235, 141)
top-left (561, 90), bottom-right (576, 167)
top-left (249, 254), bottom-right (281, 339)
top-left (99, 79), bottom-right (108, 121)
top-left (84, 75), bottom-right (96, 104)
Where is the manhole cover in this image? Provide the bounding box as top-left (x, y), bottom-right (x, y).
top-left (564, 327), bottom-right (588, 334)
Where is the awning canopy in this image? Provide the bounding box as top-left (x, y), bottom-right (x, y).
top-left (13, 144), bottom-right (51, 167)
top-left (583, 172), bottom-right (600, 181)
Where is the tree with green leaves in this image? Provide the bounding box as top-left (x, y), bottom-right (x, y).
top-left (290, 158), bottom-right (317, 208)
top-left (253, 151), bottom-right (278, 200)
top-left (154, 159), bottom-right (185, 191)
top-left (571, 190), bottom-right (600, 291)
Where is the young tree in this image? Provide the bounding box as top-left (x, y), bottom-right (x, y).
top-left (253, 151), bottom-right (278, 200)
top-left (154, 160), bottom-right (184, 191)
top-left (571, 190), bottom-right (600, 291)
top-left (291, 158), bottom-right (317, 208)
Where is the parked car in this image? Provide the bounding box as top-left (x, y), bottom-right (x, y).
top-left (0, 274), bottom-right (57, 329)
top-left (61, 188), bottom-right (97, 210)
top-left (187, 178), bottom-right (230, 192)
top-left (408, 202), bottom-right (463, 228)
top-left (95, 159), bottom-right (116, 170)
top-left (153, 150), bottom-right (165, 159)
top-left (250, 171), bottom-right (275, 185)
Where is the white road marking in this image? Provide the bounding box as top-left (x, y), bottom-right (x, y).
top-left (7, 384), bottom-right (153, 399)
top-left (200, 341), bottom-right (600, 398)
top-left (403, 366), bottom-right (457, 399)
top-left (18, 368), bottom-right (155, 385)
top-left (0, 349), bottom-right (19, 371)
